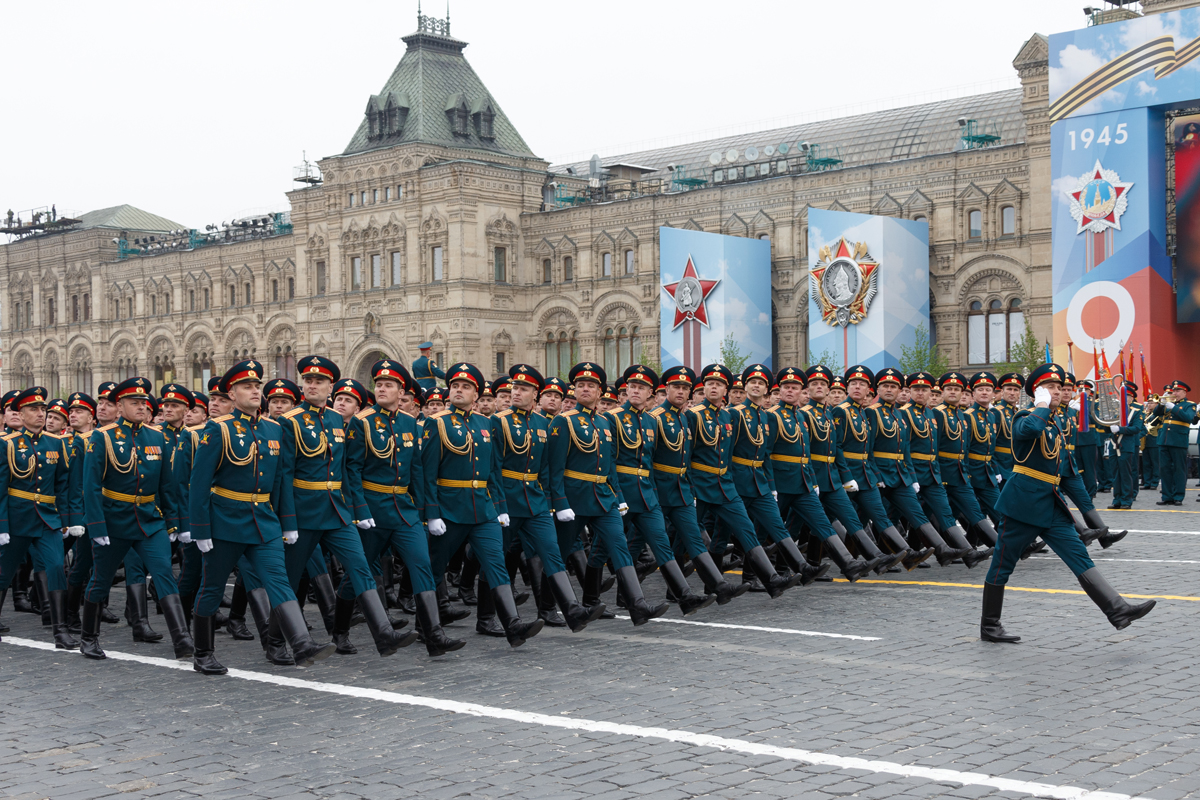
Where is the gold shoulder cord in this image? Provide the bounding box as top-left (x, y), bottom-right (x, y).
top-left (773, 407), bottom-right (800, 444)
top-left (738, 407), bottom-right (764, 447)
top-left (568, 414), bottom-right (599, 454)
top-left (805, 407), bottom-right (831, 442)
top-left (970, 411), bottom-right (992, 444)
top-left (997, 407), bottom-right (1013, 439)
top-left (1012, 411), bottom-right (1062, 466)
top-left (906, 407), bottom-right (931, 439)
top-left (105, 430), bottom-right (137, 474)
top-left (656, 410), bottom-right (683, 452)
top-left (437, 416), bottom-right (474, 457)
top-left (939, 407), bottom-right (963, 441)
top-left (221, 422), bottom-right (257, 467)
top-left (292, 416), bottom-right (328, 458)
top-left (843, 406), bottom-right (868, 443)
top-left (7, 438), bottom-right (34, 480)
top-left (366, 417), bottom-right (396, 460)
top-left (612, 411), bottom-right (643, 450)
top-left (693, 409), bottom-right (720, 448)
top-left (501, 415), bottom-right (531, 455)
top-left (874, 407), bottom-right (898, 439)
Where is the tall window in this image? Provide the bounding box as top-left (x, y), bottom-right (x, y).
top-left (316, 261), bottom-right (326, 296)
top-left (391, 252), bottom-right (402, 285)
top-left (624, 249), bottom-right (634, 275)
top-left (1001, 206), bottom-right (1015, 236)
top-left (72, 295), bottom-right (79, 322)
top-left (189, 290), bottom-right (196, 311)
top-left (361, 191), bottom-right (367, 206)
top-left (228, 285), bottom-right (236, 307)
top-left (564, 256), bottom-right (574, 282)
top-left (126, 298), bottom-right (133, 318)
top-left (968, 210), bottom-right (982, 239)
top-left (83, 294), bottom-right (90, 321)
top-left (288, 277), bottom-right (295, 299)
top-left (150, 296), bottom-right (157, 316)
top-left (385, 187), bottom-right (392, 202)
top-left (275, 345), bottom-right (296, 381)
top-left (968, 298), bottom-right (1023, 364)
top-left (603, 252), bottom-right (612, 277)
top-left (543, 259), bottom-right (552, 284)
top-left (371, 254), bottom-right (382, 288)
top-left (203, 288), bottom-right (210, 310)
top-left (372, 189), bottom-right (379, 204)
top-left (348, 193), bottom-right (355, 208)
top-left (495, 351), bottom-right (505, 375)
top-left (47, 297), bottom-right (56, 326)
top-left (432, 246), bottom-right (444, 281)
top-left (545, 331), bottom-right (577, 379)
top-left (603, 326), bottom-right (640, 374)
top-left (351, 257), bottom-right (362, 290)
top-left (494, 247), bottom-right (507, 282)
top-left (165, 293), bottom-right (171, 314)
top-left (272, 280), bottom-right (279, 302)
top-left (244, 283), bottom-right (252, 305)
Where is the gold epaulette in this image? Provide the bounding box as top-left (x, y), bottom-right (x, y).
top-left (354, 407), bottom-right (376, 420)
top-left (837, 401), bottom-right (852, 409)
top-left (211, 414), bottom-right (233, 423)
top-left (43, 431), bottom-right (65, 439)
top-left (561, 409), bottom-right (579, 418)
top-left (2, 431), bottom-right (20, 441)
top-left (471, 410), bottom-right (490, 418)
top-left (259, 416), bottom-right (280, 427)
top-left (935, 404), bottom-right (947, 411)
top-left (688, 403), bottom-right (706, 412)
top-left (98, 423), bottom-right (117, 432)
top-left (868, 402), bottom-right (882, 409)
top-left (494, 408), bottom-right (514, 418)
top-left (281, 407), bottom-right (305, 420)
top-left (649, 407), bottom-right (665, 417)
top-left (429, 409), bottom-right (452, 419)
top-left (765, 404), bottom-right (780, 413)
top-left (185, 423), bottom-right (207, 432)
top-left (145, 423), bottom-right (162, 431)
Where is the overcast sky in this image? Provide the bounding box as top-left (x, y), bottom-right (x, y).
top-left (1, 0), bottom-right (1085, 229)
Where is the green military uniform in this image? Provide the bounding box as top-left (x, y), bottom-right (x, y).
top-left (1144, 383), bottom-right (1196, 505)
top-left (1109, 387), bottom-right (1145, 509)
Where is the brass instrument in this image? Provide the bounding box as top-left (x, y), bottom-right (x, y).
top-left (1144, 393), bottom-right (1164, 437)
top-left (1092, 374), bottom-right (1126, 427)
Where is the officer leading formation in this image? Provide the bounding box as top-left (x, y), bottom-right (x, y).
top-left (0, 355), bottom-right (1161, 673)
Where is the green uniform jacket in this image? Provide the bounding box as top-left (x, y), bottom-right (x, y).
top-left (995, 406), bottom-right (1073, 525)
top-left (649, 401), bottom-right (695, 509)
top-left (729, 400), bottom-right (776, 498)
top-left (684, 400), bottom-right (737, 504)
top-left (421, 406), bottom-right (501, 525)
top-left (965, 403), bottom-right (1000, 490)
top-left (1112, 404), bottom-right (1146, 454)
top-left (833, 400), bottom-right (880, 487)
top-left (279, 401), bottom-right (352, 532)
top-left (548, 406), bottom-right (623, 515)
top-left (766, 401), bottom-right (813, 495)
top-left (81, 418), bottom-right (178, 541)
top-left (346, 405), bottom-right (424, 529)
top-left (800, 401), bottom-right (842, 493)
top-left (990, 399), bottom-right (1017, 477)
top-left (0, 429), bottom-right (71, 536)
top-left (1145, 400), bottom-right (1197, 448)
top-left (901, 404), bottom-right (943, 486)
top-left (491, 407), bottom-right (551, 518)
top-left (867, 402), bottom-right (913, 489)
top-left (931, 403), bottom-right (970, 487)
top-left (606, 402), bottom-right (660, 513)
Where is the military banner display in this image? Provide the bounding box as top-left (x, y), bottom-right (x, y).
top-left (806, 209), bottom-right (929, 371)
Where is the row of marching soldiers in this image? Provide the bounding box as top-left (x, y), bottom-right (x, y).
top-left (0, 355), bottom-right (1161, 673)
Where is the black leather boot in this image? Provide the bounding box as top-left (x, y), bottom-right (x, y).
top-left (1083, 509), bottom-right (1128, 549)
top-left (582, 563), bottom-right (617, 619)
top-left (80, 600), bottom-right (106, 659)
top-left (436, 580), bottom-right (471, 623)
top-left (332, 596), bottom-right (358, 654)
top-left (0, 589), bottom-right (8, 633)
top-left (615, 565), bottom-right (669, 625)
top-left (1077, 568), bottom-right (1156, 630)
top-left (491, 584), bottom-right (544, 647)
top-left (743, 546), bottom-right (802, 597)
top-left (259, 594), bottom-right (296, 666)
top-left (660, 560), bottom-right (715, 616)
top-left (877, 526), bottom-right (935, 571)
top-left (127, 584), bottom-right (163, 642)
top-left (98, 597), bottom-right (119, 624)
top-left (49, 590), bottom-right (79, 649)
top-left (850, 529), bottom-right (906, 573)
top-left (396, 566), bottom-right (416, 615)
top-left (914, 522), bottom-right (972, 567)
top-left (571, 549), bottom-right (613, 593)
top-left (970, 519), bottom-right (1000, 547)
top-left (34, 571), bottom-right (51, 626)
top-left (226, 581), bottom-right (254, 640)
top-left (691, 551), bottom-right (749, 605)
top-left (942, 526), bottom-right (993, 569)
top-left (776, 538), bottom-right (832, 585)
top-left (159, 593), bottom-right (195, 659)
top-left (1073, 513), bottom-right (1104, 547)
top-left (474, 576), bottom-right (506, 637)
top-left (1020, 537), bottom-right (1048, 559)
top-left (980, 582), bottom-right (1020, 643)
top-left (456, 556), bottom-right (480, 605)
top-left (545, 570), bottom-right (603, 632)
top-left (508, 550), bottom-right (531, 607)
top-left (822, 535), bottom-right (877, 583)
top-left (192, 615), bottom-right (228, 675)
top-left (274, 600), bottom-right (337, 666)
top-left (360, 589), bottom-right (418, 656)
top-left (415, 591), bottom-right (465, 656)
top-left (308, 572), bottom-right (338, 637)
top-left (12, 561), bottom-right (34, 613)
top-left (529, 556), bottom-right (565, 627)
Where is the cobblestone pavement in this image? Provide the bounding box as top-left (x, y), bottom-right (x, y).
top-left (3, 489), bottom-right (1200, 800)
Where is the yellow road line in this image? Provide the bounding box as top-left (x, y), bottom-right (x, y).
top-left (1106, 508), bottom-right (1200, 514)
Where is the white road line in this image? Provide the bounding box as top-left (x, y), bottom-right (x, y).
top-left (611, 615), bottom-right (881, 641)
top-left (1126, 529), bottom-right (1200, 536)
top-left (1030, 557), bottom-right (1200, 565)
top-left (0, 637), bottom-right (1148, 800)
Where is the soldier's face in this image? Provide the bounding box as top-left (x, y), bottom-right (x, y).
top-left (117, 397), bottom-right (149, 422)
top-left (267, 397), bottom-right (294, 418)
top-left (69, 407), bottom-right (94, 432)
top-left (46, 412), bottom-right (67, 434)
top-left (1174, 388), bottom-right (1188, 402)
top-left (539, 392), bottom-right (562, 415)
top-left (1001, 386), bottom-right (1020, 403)
top-left (829, 388), bottom-right (847, 404)
top-left (510, 384), bottom-right (537, 411)
top-left (745, 378), bottom-right (768, 401)
top-left (625, 382), bottom-right (652, 409)
top-left (779, 383), bottom-right (804, 405)
top-left (808, 379), bottom-right (829, 402)
top-left (399, 393), bottom-right (416, 415)
top-left (562, 397), bottom-right (577, 411)
top-left (425, 399), bottom-right (445, 414)
top-left (209, 395), bottom-right (234, 417)
top-left (374, 378), bottom-right (401, 408)
top-left (20, 405), bottom-right (46, 433)
top-left (302, 375), bottom-right (332, 406)
top-left (876, 383), bottom-right (899, 403)
top-left (230, 382), bottom-right (262, 414)
top-left (972, 386), bottom-right (994, 406)
top-left (847, 379), bottom-right (870, 402)
top-left (729, 388), bottom-right (746, 405)
top-left (494, 391), bottom-right (511, 411)
top-left (703, 379), bottom-right (727, 404)
top-left (185, 407), bottom-right (207, 426)
top-left (96, 399), bottom-right (117, 424)
top-left (161, 401), bottom-right (188, 426)
top-left (910, 386), bottom-right (932, 407)
top-left (574, 379), bottom-right (600, 407)
top-left (941, 385), bottom-right (963, 406)
top-left (665, 383), bottom-right (690, 408)
top-left (655, 389), bottom-right (667, 405)
top-left (333, 394), bottom-right (360, 421)
top-left (477, 396), bottom-right (495, 415)
top-left (448, 380), bottom-right (478, 410)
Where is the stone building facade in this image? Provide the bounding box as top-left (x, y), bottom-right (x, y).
top-left (2, 7), bottom-right (1153, 395)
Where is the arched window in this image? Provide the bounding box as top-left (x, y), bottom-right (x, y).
top-left (604, 328), bottom-right (616, 373)
top-left (228, 285), bottom-right (236, 306)
top-left (47, 297), bottom-right (56, 326)
top-left (968, 210), bottom-right (982, 239)
top-left (1001, 206), bottom-right (1016, 236)
top-left (602, 253), bottom-right (612, 277)
top-left (968, 297), bottom-right (1024, 364)
top-left (544, 330), bottom-right (578, 379)
top-left (72, 295), bottom-right (79, 323)
top-left (126, 298), bottom-right (132, 318)
top-left (192, 352), bottom-right (213, 392)
top-left (913, 214), bottom-right (926, 223)
top-left (275, 345), bottom-right (296, 381)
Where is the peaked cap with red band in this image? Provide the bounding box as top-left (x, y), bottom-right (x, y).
top-left (298, 355), bottom-right (340, 382)
top-left (446, 362), bottom-right (484, 392)
top-left (219, 360), bottom-right (266, 394)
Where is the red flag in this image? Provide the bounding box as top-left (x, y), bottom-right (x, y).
top-left (1126, 346), bottom-right (1136, 384)
top-left (1092, 341), bottom-right (1101, 381)
top-left (1100, 345), bottom-right (1112, 379)
top-left (1140, 346), bottom-right (1152, 398)
top-left (1079, 389), bottom-right (1091, 433)
top-left (1118, 346), bottom-right (1127, 385)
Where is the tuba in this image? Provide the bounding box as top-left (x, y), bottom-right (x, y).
top-left (1091, 374), bottom-right (1126, 427)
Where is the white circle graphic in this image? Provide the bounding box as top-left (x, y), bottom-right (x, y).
top-left (1065, 280), bottom-right (1135, 375)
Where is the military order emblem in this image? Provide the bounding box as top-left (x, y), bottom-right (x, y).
top-left (1069, 160), bottom-right (1132, 234)
top-left (810, 237), bottom-right (879, 328)
top-left (662, 256), bottom-right (719, 329)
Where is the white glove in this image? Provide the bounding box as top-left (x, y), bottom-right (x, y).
top-left (1164, 401), bottom-right (1175, 410)
top-left (556, 508), bottom-right (576, 522)
top-left (68, 526), bottom-right (85, 537)
top-left (62, 529), bottom-right (71, 540)
top-left (428, 518), bottom-right (447, 536)
top-left (282, 530), bottom-right (299, 544)
top-left (356, 518), bottom-right (376, 530)
top-left (94, 536), bottom-right (110, 546)
top-left (877, 482), bottom-right (886, 488)
top-left (912, 483), bottom-right (920, 493)
top-left (844, 480), bottom-right (859, 492)
top-left (1069, 399), bottom-right (1080, 410)
top-left (1034, 386), bottom-right (1052, 407)
top-left (1110, 424), bottom-right (1120, 433)
top-left (178, 531), bottom-right (192, 544)
top-left (772, 491), bottom-right (778, 500)
top-left (196, 538), bottom-right (214, 553)
top-left (995, 474), bottom-right (1004, 484)
top-left (813, 486), bottom-right (820, 496)
top-left (169, 532), bottom-right (178, 542)
top-left (497, 513), bottom-right (511, 527)
top-left (0, 533), bottom-right (8, 546)
top-left (618, 502), bottom-right (629, 516)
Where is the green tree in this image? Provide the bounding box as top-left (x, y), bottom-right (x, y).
top-left (898, 323), bottom-right (950, 376)
top-left (991, 318), bottom-right (1041, 376)
top-left (804, 348), bottom-right (840, 370)
top-left (718, 333), bottom-right (749, 376)
top-left (638, 344), bottom-right (663, 375)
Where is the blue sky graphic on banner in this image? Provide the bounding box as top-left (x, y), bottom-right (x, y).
top-left (659, 227), bottom-right (771, 371)
top-left (807, 209), bottom-right (929, 372)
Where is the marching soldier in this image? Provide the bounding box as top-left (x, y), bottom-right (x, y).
top-left (1057, 376), bottom-right (1126, 549)
top-left (1107, 382), bottom-right (1145, 510)
top-left (265, 379), bottom-right (300, 418)
top-left (63, 392), bottom-right (100, 632)
top-left (278, 355), bottom-right (416, 658)
top-left (492, 377), bottom-right (512, 414)
top-left (412, 341), bottom-right (445, 391)
top-left (549, 362), bottom-right (670, 624)
top-left (490, 363), bottom-right (604, 631)
top-left (980, 364), bottom-right (1155, 643)
top-left (77, 377), bottom-right (194, 661)
top-left (0, 387), bottom-right (77, 649)
top-left (344, 359), bottom-right (463, 656)
top-left (423, 362), bottom-right (543, 647)
top-left (991, 373), bottom-right (1022, 481)
top-left (1073, 379), bottom-right (1101, 498)
top-left (188, 360), bottom-right (336, 674)
top-left (1144, 380), bottom-right (1196, 506)
top-left (931, 373), bottom-right (1000, 548)
top-left (964, 373), bottom-right (1003, 524)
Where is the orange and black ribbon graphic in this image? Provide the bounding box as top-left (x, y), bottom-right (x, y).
top-left (1050, 34), bottom-right (1200, 122)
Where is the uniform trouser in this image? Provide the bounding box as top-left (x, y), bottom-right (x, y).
top-left (1099, 447), bottom-right (1115, 488)
top-left (1144, 446), bottom-right (1160, 487)
top-left (985, 507), bottom-right (1096, 585)
top-left (704, 493), bottom-right (791, 555)
top-left (238, 556), bottom-right (263, 591)
top-left (178, 541), bottom-right (203, 597)
top-left (917, 482), bottom-right (958, 532)
top-left (85, 532), bottom-right (179, 603)
top-left (818, 486), bottom-right (866, 532)
top-left (283, 527), bottom-right (375, 598)
top-left (196, 538), bottom-right (294, 616)
top-left (614, 508), bottom-right (677, 568)
top-left (429, 520), bottom-right (509, 589)
top-left (848, 485), bottom-right (896, 530)
top-left (505, 514), bottom-right (566, 576)
top-left (1161, 446), bottom-right (1188, 503)
top-left (339, 521), bottom-right (437, 599)
top-left (556, 510), bottom-right (636, 572)
top-left (777, 491), bottom-right (837, 541)
top-left (67, 537), bottom-right (143, 588)
top-left (970, 482), bottom-right (1001, 523)
top-left (306, 546), bottom-right (329, 577)
top-left (1077, 444), bottom-right (1099, 496)
top-left (661, 504), bottom-right (711, 560)
top-left (944, 482), bottom-right (987, 528)
top-left (878, 485), bottom-right (931, 527)
top-left (1114, 450), bottom-right (1139, 505)
top-left (0, 531), bottom-right (66, 592)
top-left (1060, 473), bottom-right (1096, 515)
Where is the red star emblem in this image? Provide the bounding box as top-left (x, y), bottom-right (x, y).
top-left (1070, 169), bottom-right (1127, 225)
top-left (662, 256), bottom-right (720, 329)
